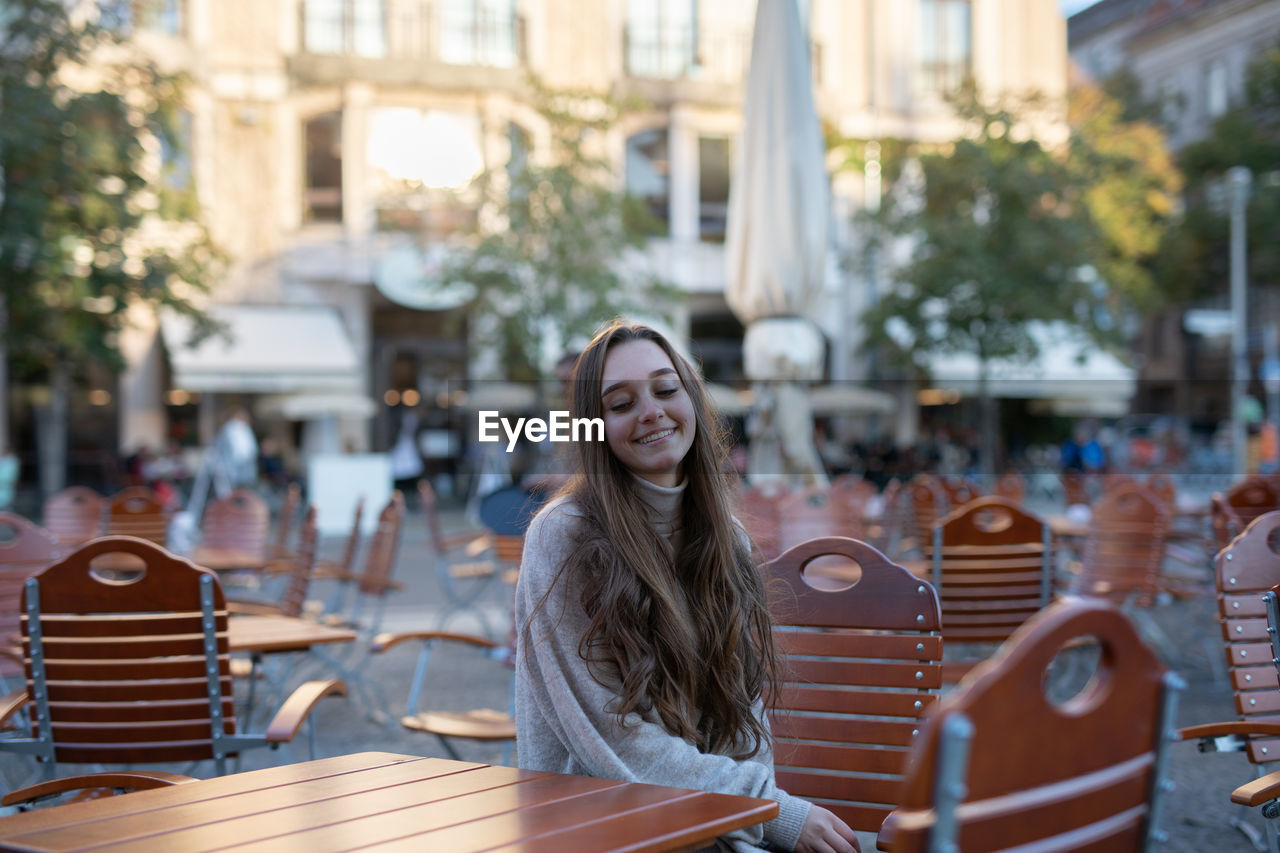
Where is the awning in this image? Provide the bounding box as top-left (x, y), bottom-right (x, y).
top-left (923, 322), bottom-right (1136, 402)
top-left (256, 392), bottom-right (378, 420)
top-left (162, 305), bottom-right (361, 393)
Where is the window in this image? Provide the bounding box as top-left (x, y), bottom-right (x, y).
top-left (698, 136), bottom-right (730, 243)
top-left (304, 112), bottom-right (343, 223)
top-left (917, 0), bottom-right (971, 94)
top-left (302, 0), bottom-right (387, 58)
top-left (1205, 58), bottom-right (1229, 118)
top-left (158, 110), bottom-right (193, 192)
top-left (626, 0), bottom-right (696, 79)
top-left (438, 0), bottom-right (520, 67)
top-left (138, 0), bottom-right (182, 35)
top-left (625, 128), bottom-right (670, 234)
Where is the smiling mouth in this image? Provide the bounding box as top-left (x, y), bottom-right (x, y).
top-left (637, 428), bottom-right (675, 445)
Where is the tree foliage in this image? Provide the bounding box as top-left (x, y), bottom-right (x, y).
top-left (438, 78), bottom-right (680, 381)
top-left (860, 91), bottom-right (1109, 374)
top-left (0, 0), bottom-right (221, 385)
top-left (1159, 38), bottom-right (1280, 303)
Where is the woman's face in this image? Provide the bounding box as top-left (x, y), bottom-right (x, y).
top-left (600, 339), bottom-right (697, 488)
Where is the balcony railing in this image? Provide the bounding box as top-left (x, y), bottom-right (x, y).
top-left (301, 0), bottom-right (526, 68)
top-left (624, 23), bottom-right (822, 87)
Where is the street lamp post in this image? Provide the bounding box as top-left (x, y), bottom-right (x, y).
top-left (1229, 166), bottom-right (1252, 478)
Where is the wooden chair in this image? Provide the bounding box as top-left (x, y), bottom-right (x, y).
top-left (370, 629), bottom-right (516, 764)
top-left (268, 482), bottom-right (302, 561)
top-left (1213, 476), bottom-right (1280, 554)
top-left (329, 492), bottom-right (406, 638)
top-left (227, 506), bottom-right (319, 619)
top-left (1071, 484), bottom-right (1173, 608)
top-left (737, 484), bottom-right (787, 562)
top-left (762, 536), bottom-right (943, 835)
top-left (1178, 511), bottom-right (1280, 848)
top-left (778, 487), bottom-right (861, 552)
top-left (937, 476), bottom-right (981, 506)
top-left (193, 487), bottom-right (271, 579)
top-left (312, 497), bottom-right (364, 616)
top-left (105, 486), bottom-right (171, 547)
top-left (877, 597), bottom-right (1183, 852)
top-left (0, 514), bottom-right (63, 689)
top-left (40, 486), bottom-right (105, 548)
top-left (905, 474), bottom-right (947, 558)
top-left (1213, 582), bottom-right (1280, 850)
top-left (991, 471), bottom-right (1026, 504)
top-left (419, 481), bottom-right (503, 638)
top-left (0, 536), bottom-right (346, 795)
top-left (930, 496), bottom-right (1053, 682)
top-left (1060, 470), bottom-right (1089, 507)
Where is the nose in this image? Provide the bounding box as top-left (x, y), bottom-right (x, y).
top-left (636, 394), bottom-right (663, 423)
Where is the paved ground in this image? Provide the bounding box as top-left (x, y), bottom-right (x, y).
top-left (0, 490), bottom-right (1272, 850)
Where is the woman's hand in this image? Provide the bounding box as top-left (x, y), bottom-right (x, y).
top-left (795, 805), bottom-right (859, 853)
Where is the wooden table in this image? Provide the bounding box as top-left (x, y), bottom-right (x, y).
top-left (0, 753), bottom-right (779, 852)
top-left (229, 614), bottom-right (356, 654)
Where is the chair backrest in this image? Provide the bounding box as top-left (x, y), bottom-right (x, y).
top-left (1075, 484), bottom-right (1170, 608)
top-left (1060, 470), bottom-right (1089, 507)
top-left (991, 471), bottom-right (1026, 504)
top-left (906, 474), bottom-right (946, 554)
top-left (932, 496), bottom-right (1052, 646)
top-left (41, 486), bottom-right (105, 547)
top-left (736, 485), bottom-right (786, 562)
top-left (1214, 511), bottom-right (1280, 766)
top-left (762, 536), bottom-right (943, 834)
top-left (16, 536), bottom-right (245, 773)
top-left (105, 486), bottom-right (170, 546)
top-left (358, 491), bottom-right (405, 597)
top-left (0, 514), bottom-right (64, 679)
top-left (277, 506), bottom-right (319, 618)
top-left (419, 480), bottom-right (447, 556)
top-left (938, 477), bottom-right (982, 506)
top-left (777, 487), bottom-right (860, 554)
top-left (199, 488), bottom-right (269, 556)
top-left (1215, 477), bottom-right (1280, 552)
top-left (1145, 473), bottom-right (1177, 510)
top-left (878, 597), bottom-right (1182, 852)
top-left (267, 482), bottom-right (301, 559)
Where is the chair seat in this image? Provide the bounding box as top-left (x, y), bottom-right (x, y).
top-left (450, 561), bottom-right (497, 580)
top-left (404, 708), bottom-right (515, 741)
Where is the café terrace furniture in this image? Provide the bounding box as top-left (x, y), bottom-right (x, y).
top-left (191, 487), bottom-right (271, 579)
top-left (0, 536), bottom-right (346, 797)
top-left (104, 486), bottom-right (170, 547)
top-left (419, 480), bottom-right (504, 639)
top-left (876, 597), bottom-right (1183, 852)
top-left (39, 486), bottom-right (104, 549)
top-left (1212, 476), bottom-right (1280, 554)
top-left (0, 514), bottom-right (63, 690)
top-left (313, 496), bottom-right (363, 615)
top-left (762, 536), bottom-right (943, 836)
top-left (371, 628), bottom-right (516, 765)
top-left (0, 752), bottom-right (780, 852)
top-left (1177, 510), bottom-right (1280, 850)
top-left (929, 495), bottom-right (1053, 683)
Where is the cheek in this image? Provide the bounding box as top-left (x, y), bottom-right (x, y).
top-left (603, 415), bottom-right (631, 454)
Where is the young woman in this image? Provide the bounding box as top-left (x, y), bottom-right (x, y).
top-left (515, 322), bottom-right (858, 853)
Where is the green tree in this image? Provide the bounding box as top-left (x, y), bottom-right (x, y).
top-left (0, 0), bottom-right (221, 494)
top-left (860, 88), bottom-right (1172, 475)
top-left (436, 79), bottom-right (680, 382)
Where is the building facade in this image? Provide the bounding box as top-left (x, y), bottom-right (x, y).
top-left (1069, 0), bottom-right (1280, 428)
top-left (118, 0), bottom-right (1068, 479)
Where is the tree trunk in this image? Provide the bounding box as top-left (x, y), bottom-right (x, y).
top-left (36, 364), bottom-right (69, 498)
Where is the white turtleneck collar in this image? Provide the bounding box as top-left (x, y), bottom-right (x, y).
top-left (630, 474), bottom-right (686, 543)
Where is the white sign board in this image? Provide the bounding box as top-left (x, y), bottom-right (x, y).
top-left (307, 453), bottom-right (393, 536)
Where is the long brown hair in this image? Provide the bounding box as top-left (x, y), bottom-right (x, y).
top-left (554, 321), bottom-right (776, 758)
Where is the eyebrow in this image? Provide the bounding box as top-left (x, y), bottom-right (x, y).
top-left (601, 368), bottom-right (678, 398)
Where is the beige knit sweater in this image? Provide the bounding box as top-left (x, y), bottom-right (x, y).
top-left (513, 476), bottom-right (810, 852)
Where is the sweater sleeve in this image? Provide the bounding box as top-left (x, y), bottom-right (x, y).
top-left (515, 502), bottom-right (811, 851)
